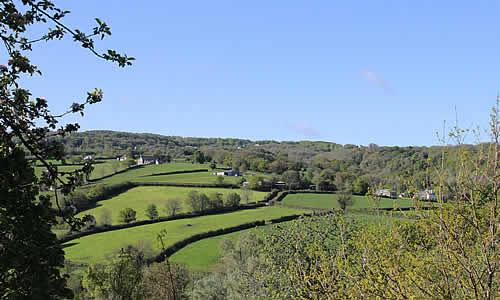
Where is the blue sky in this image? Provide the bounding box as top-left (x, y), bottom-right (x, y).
top-left (13, 1), bottom-right (500, 146)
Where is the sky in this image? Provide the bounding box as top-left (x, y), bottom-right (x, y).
top-left (9, 1), bottom-right (500, 146)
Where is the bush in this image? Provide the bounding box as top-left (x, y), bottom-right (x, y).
top-left (67, 190), bottom-right (89, 210)
top-left (186, 191), bottom-right (210, 213)
top-left (142, 262), bottom-right (189, 299)
top-left (118, 208), bottom-right (136, 224)
top-left (225, 193), bottom-right (241, 208)
top-left (87, 184), bottom-right (107, 201)
top-left (165, 199), bottom-right (181, 216)
top-left (145, 204), bottom-right (159, 220)
top-left (215, 176), bottom-right (224, 185)
top-left (208, 192), bottom-right (224, 209)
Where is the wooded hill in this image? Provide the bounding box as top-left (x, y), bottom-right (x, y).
top-left (49, 130), bottom-right (474, 197)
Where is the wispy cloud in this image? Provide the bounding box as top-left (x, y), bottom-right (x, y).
top-left (286, 122), bottom-right (320, 138)
top-left (360, 71), bottom-right (393, 94)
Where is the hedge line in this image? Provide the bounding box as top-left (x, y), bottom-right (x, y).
top-left (151, 211), bottom-right (334, 263)
top-left (142, 169), bottom-right (209, 177)
top-left (272, 191), bottom-right (435, 212)
top-left (60, 190), bottom-right (280, 244)
top-left (138, 182), bottom-right (239, 188)
top-left (87, 164), bottom-right (144, 182)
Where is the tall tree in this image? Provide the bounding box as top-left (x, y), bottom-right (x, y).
top-left (0, 1), bottom-right (132, 297)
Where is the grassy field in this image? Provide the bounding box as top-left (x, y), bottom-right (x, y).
top-left (170, 227), bottom-right (257, 271)
top-left (97, 162), bottom-right (211, 184)
top-left (64, 206), bottom-right (310, 264)
top-left (281, 193), bottom-right (425, 209)
top-left (129, 171), bottom-right (245, 185)
top-left (77, 186), bottom-right (268, 224)
top-left (170, 210), bottom-right (417, 271)
top-left (33, 159), bottom-right (124, 180)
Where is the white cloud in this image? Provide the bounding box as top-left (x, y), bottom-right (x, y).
top-left (360, 71), bottom-right (393, 94)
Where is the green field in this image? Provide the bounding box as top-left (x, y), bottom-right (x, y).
top-left (170, 210), bottom-right (417, 271)
top-left (281, 193), bottom-right (423, 209)
top-left (96, 162), bottom-right (211, 184)
top-left (127, 171), bottom-right (246, 185)
top-left (34, 159), bottom-right (125, 180)
top-left (77, 186), bottom-right (268, 224)
top-left (64, 206), bottom-right (310, 264)
top-left (170, 228), bottom-right (256, 271)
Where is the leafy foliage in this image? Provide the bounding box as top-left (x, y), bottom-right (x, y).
top-left (0, 0), bottom-right (132, 297)
top-left (118, 208), bottom-right (137, 224)
top-left (145, 204), bottom-right (159, 220)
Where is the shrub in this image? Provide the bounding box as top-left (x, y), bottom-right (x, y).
top-left (142, 262), bottom-right (189, 299)
top-left (165, 198), bottom-right (181, 216)
top-left (67, 190), bottom-right (89, 210)
top-left (186, 191), bottom-right (210, 213)
top-left (208, 192), bottom-right (224, 209)
top-left (225, 192), bottom-right (241, 208)
top-left (118, 208), bottom-right (136, 224)
top-left (87, 184), bottom-right (107, 201)
top-left (215, 176), bottom-right (224, 185)
top-left (145, 204), bottom-right (159, 220)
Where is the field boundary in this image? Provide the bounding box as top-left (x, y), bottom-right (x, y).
top-left (151, 211), bottom-right (333, 263)
top-left (275, 191), bottom-right (438, 212)
top-left (141, 169), bottom-right (208, 177)
top-left (60, 191), bottom-right (279, 244)
top-left (87, 164), bottom-right (145, 182)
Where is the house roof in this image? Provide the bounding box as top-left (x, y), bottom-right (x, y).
top-left (140, 155), bottom-right (155, 160)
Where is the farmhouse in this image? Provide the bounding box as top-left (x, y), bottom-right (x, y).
top-left (214, 170), bottom-right (244, 176)
top-left (137, 155), bottom-right (159, 165)
top-left (375, 189), bottom-right (397, 198)
top-left (416, 189), bottom-right (437, 201)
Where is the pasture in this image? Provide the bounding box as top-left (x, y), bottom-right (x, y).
top-left (170, 210), bottom-right (418, 271)
top-left (281, 193), bottom-right (425, 209)
top-left (77, 186), bottom-right (268, 224)
top-left (64, 206), bottom-right (310, 265)
top-left (33, 158), bottom-right (124, 180)
top-left (96, 162), bottom-right (211, 184)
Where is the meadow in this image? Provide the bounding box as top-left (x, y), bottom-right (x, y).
top-left (281, 193), bottom-right (426, 209)
top-left (125, 171), bottom-right (244, 185)
top-left (77, 186), bottom-right (268, 224)
top-left (64, 206), bottom-right (310, 265)
top-left (33, 158), bottom-right (125, 180)
top-left (170, 210), bottom-right (418, 271)
top-left (96, 162), bottom-right (216, 184)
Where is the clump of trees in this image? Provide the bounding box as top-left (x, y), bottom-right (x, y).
top-left (185, 190), bottom-right (243, 213)
top-left (118, 208), bottom-right (137, 224)
top-left (145, 204), bottom-right (159, 220)
top-left (165, 199), bottom-right (182, 216)
top-left (82, 243), bottom-right (189, 299)
top-left (187, 103), bottom-right (500, 299)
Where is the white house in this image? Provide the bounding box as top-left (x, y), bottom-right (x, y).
top-left (214, 170), bottom-right (243, 176)
top-left (375, 189), bottom-right (397, 198)
top-left (417, 189), bottom-right (437, 201)
top-left (137, 155), bottom-right (159, 165)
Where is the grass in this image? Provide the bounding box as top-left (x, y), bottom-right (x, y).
top-left (33, 159), bottom-right (125, 180)
top-left (169, 230), bottom-right (244, 271)
top-left (77, 186), bottom-right (268, 224)
top-left (170, 210), bottom-right (417, 271)
top-left (97, 162), bottom-right (210, 184)
top-left (281, 193), bottom-right (425, 209)
top-left (64, 206), bottom-right (310, 265)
